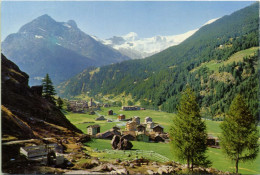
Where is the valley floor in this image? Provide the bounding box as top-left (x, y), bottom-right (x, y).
top-left (65, 107), bottom-right (260, 174)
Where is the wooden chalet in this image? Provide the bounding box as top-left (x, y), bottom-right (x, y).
top-left (87, 125), bottom-right (100, 135)
top-left (152, 125), bottom-right (164, 133)
top-left (118, 114), bottom-right (126, 121)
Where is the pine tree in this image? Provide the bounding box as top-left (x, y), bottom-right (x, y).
top-left (57, 97), bottom-right (63, 109)
top-left (42, 74), bottom-right (56, 104)
top-left (220, 94), bottom-right (259, 174)
top-left (170, 86), bottom-right (210, 171)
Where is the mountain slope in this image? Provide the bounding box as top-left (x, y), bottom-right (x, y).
top-left (1, 53), bottom-right (82, 140)
top-left (58, 3), bottom-right (259, 118)
top-left (2, 15), bottom-right (130, 85)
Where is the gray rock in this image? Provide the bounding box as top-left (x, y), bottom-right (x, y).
top-left (147, 170), bottom-right (155, 175)
top-left (157, 166), bottom-right (174, 174)
top-left (116, 168), bottom-right (128, 174)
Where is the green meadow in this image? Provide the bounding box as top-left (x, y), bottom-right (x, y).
top-left (191, 47), bottom-right (259, 72)
top-left (65, 107), bottom-right (260, 174)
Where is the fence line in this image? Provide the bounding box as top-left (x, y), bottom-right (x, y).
top-left (102, 149), bottom-right (170, 162)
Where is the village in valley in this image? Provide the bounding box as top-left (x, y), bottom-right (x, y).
top-left (66, 98), bottom-right (219, 149)
top-left (68, 99), bottom-right (168, 144)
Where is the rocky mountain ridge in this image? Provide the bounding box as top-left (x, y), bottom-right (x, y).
top-left (2, 14), bottom-right (130, 85)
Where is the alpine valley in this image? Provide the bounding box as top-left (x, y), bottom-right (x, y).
top-left (58, 3), bottom-right (259, 120)
top-left (1, 2), bottom-right (260, 175)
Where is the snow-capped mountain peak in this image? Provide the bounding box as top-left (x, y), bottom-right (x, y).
top-left (92, 18), bottom-right (219, 59)
top-left (123, 32), bottom-right (138, 41)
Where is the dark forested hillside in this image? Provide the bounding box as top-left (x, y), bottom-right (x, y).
top-left (57, 3), bottom-right (259, 119)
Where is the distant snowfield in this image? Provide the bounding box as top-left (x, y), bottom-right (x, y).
top-left (92, 18), bottom-right (219, 59)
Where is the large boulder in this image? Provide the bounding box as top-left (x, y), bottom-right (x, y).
top-left (111, 135), bottom-right (133, 150)
top-left (117, 138), bottom-right (133, 150)
top-left (111, 135), bottom-right (121, 149)
top-left (77, 134), bottom-right (91, 143)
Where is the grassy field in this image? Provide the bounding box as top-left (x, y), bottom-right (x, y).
top-left (84, 139), bottom-right (173, 162)
top-left (65, 111), bottom-right (123, 133)
top-left (65, 108), bottom-right (260, 174)
top-left (85, 138), bottom-right (260, 174)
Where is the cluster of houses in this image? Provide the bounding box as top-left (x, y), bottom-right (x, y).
top-left (67, 99), bottom-right (100, 113)
top-left (87, 115), bottom-right (168, 143)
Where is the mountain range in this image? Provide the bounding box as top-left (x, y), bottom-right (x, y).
top-left (2, 14), bottom-right (130, 85)
top-left (92, 18), bottom-right (218, 59)
top-left (57, 3), bottom-right (259, 119)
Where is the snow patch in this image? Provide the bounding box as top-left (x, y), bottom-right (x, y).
top-left (101, 29), bottom-right (197, 57)
top-left (203, 18), bottom-right (219, 26)
top-left (38, 27), bottom-right (46, 32)
top-left (63, 23), bottom-right (71, 28)
top-left (56, 43), bottom-right (61, 46)
top-left (123, 32), bottom-right (138, 41)
top-left (35, 35), bottom-right (43, 39)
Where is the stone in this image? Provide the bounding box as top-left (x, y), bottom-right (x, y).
top-left (110, 170), bottom-right (117, 174)
top-left (77, 134), bottom-right (91, 143)
top-left (118, 138), bottom-right (133, 150)
top-left (116, 168), bottom-right (128, 174)
top-left (120, 161), bottom-right (130, 166)
top-left (157, 166), bottom-right (174, 174)
top-left (111, 135), bottom-right (120, 150)
top-left (91, 159), bottom-right (100, 166)
top-left (111, 135), bottom-right (133, 150)
top-left (129, 163), bottom-right (135, 168)
top-left (147, 170), bottom-right (155, 175)
top-left (95, 164), bottom-right (115, 172)
top-left (152, 162), bottom-right (158, 166)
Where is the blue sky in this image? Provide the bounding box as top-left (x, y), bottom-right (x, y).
top-left (1, 1), bottom-right (255, 41)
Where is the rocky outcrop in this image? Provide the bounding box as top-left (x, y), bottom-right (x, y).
top-left (1, 54), bottom-right (82, 140)
top-left (111, 135), bottom-right (133, 150)
top-left (2, 105), bottom-right (36, 139)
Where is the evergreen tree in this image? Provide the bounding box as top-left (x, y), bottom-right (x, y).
top-left (220, 94), bottom-right (259, 174)
top-left (57, 97), bottom-right (63, 109)
top-left (170, 87), bottom-right (210, 171)
top-left (42, 74), bottom-right (56, 103)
